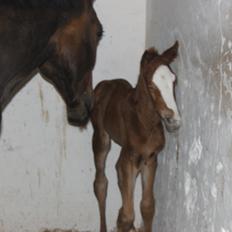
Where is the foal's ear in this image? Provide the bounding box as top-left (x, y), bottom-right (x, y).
top-left (161, 41), bottom-right (179, 64)
top-left (141, 47), bottom-right (159, 66)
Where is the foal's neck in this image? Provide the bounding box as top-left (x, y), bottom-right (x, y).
top-left (133, 74), bottom-right (161, 130)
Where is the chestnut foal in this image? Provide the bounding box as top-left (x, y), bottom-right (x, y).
top-left (91, 41), bottom-right (181, 232)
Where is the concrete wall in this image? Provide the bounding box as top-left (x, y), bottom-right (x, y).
top-left (146, 0), bottom-right (232, 232)
top-left (0, 1), bottom-right (146, 232)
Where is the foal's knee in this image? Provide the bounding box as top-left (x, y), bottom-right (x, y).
top-left (94, 173), bottom-right (108, 198)
top-left (140, 197), bottom-right (155, 217)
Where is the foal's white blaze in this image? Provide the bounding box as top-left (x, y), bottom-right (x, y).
top-left (152, 65), bottom-right (180, 121)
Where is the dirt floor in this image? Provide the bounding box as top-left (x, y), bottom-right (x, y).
top-left (42, 229), bottom-right (81, 232)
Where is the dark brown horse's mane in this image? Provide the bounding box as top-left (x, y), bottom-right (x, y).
top-left (0, 0), bottom-right (88, 9)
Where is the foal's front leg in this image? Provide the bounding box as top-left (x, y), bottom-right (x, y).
top-left (116, 149), bottom-right (140, 232)
top-left (140, 155), bottom-right (158, 232)
top-left (93, 130), bottom-right (111, 232)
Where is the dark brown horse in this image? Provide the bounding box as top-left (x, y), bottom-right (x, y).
top-left (91, 42), bottom-right (181, 232)
top-left (0, 0), bottom-right (103, 132)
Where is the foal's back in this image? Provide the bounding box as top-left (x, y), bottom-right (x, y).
top-left (94, 79), bottom-right (132, 107)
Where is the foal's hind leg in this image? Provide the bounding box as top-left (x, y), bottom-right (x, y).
top-left (140, 156), bottom-right (158, 232)
top-left (93, 129), bottom-right (111, 232)
top-left (116, 149), bottom-right (140, 232)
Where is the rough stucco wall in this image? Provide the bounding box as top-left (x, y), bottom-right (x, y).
top-left (146, 0), bottom-right (232, 232)
top-left (0, 1), bottom-right (146, 232)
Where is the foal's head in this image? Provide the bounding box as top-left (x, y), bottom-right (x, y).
top-left (40, 0), bottom-right (103, 127)
top-left (141, 41), bottom-right (181, 132)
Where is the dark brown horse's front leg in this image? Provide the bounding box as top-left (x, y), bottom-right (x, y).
top-left (140, 155), bottom-right (158, 232)
top-left (116, 149), bottom-right (140, 232)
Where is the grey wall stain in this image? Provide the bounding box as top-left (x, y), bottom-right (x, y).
top-left (146, 0), bottom-right (232, 231)
top-left (38, 81), bottom-right (49, 123)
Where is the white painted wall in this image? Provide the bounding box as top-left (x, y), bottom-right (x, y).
top-left (146, 0), bottom-right (232, 231)
top-left (0, 1), bottom-right (146, 232)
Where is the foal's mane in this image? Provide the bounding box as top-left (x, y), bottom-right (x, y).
top-left (0, 0), bottom-right (88, 9)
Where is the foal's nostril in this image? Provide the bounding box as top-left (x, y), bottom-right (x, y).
top-left (166, 118), bottom-right (173, 124)
top-left (168, 118), bottom-right (180, 125)
top-left (164, 118), bottom-right (181, 132)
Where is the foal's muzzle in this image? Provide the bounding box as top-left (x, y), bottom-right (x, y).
top-left (163, 118), bottom-right (181, 133)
